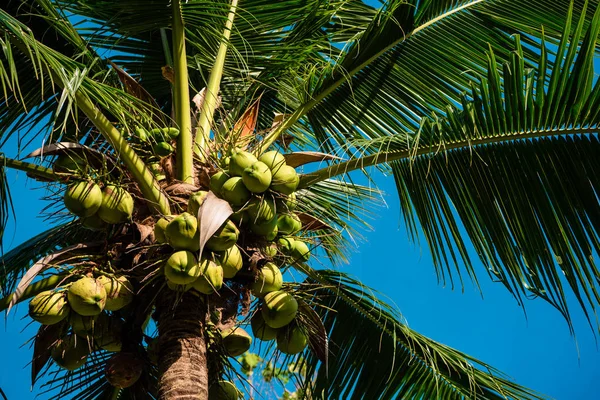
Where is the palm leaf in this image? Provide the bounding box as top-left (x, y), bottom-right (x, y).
top-left (298, 269), bottom-right (545, 400)
top-left (301, 3), bottom-right (600, 328)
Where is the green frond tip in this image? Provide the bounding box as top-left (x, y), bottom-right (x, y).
top-left (300, 270), bottom-right (546, 400)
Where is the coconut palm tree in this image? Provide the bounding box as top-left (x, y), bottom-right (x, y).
top-left (0, 0), bottom-right (599, 398)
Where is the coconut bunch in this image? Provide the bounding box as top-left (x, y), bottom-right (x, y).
top-left (128, 126), bottom-right (180, 182)
top-left (27, 274), bottom-right (139, 381)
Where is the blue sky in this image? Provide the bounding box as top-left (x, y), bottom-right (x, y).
top-left (0, 147), bottom-right (599, 399)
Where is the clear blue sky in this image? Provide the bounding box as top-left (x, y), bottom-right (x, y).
top-left (0, 139), bottom-right (599, 399)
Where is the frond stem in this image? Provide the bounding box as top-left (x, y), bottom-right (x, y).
top-left (0, 156), bottom-right (58, 181)
top-left (299, 127), bottom-right (599, 188)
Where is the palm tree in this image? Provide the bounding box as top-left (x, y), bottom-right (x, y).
top-left (0, 0), bottom-right (599, 398)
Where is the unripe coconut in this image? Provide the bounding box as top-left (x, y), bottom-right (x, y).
top-left (209, 381), bottom-right (240, 400)
top-left (221, 327), bottom-right (252, 357)
top-left (164, 250), bottom-right (201, 285)
top-left (191, 258), bottom-right (223, 294)
top-left (134, 127), bottom-right (149, 141)
top-left (277, 237), bottom-right (296, 255)
top-left (277, 214), bottom-right (302, 235)
top-left (206, 220), bottom-right (239, 251)
top-left (105, 352), bottom-right (144, 388)
top-left (69, 313), bottom-right (97, 337)
top-left (250, 216), bottom-right (278, 238)
top-left (64, 181), bottom-right (103, 217)
top-left (148, 162), bottom-right (166, 181)
top-left (251, 262), bottom-right (283, 298)
top-left (229, 150), bottom-right (258, 176)
top-left (276, 326), bottom-right (308, 355)
top-left (51, 334), bottom-right (90, 370)
top-left (265, 225), bottom-right (279, 241)
top-left (217, 245), bottom-right (243, 278)
top-left (188, 191), bottom-right (209, 217)
top-left (242, 161), bottom-right (272, 193)
top-left (53, 154), bottom-right (86, 174)
top-left (29, 290), bottom-right (70, 325)
top-left (292, 240), bottom-right (311, 262)
top-left (167, 280), bottom-right (193, 293)
top-left (221, 156), bottom-right (231, 169)
top-left (81, 213), bottom-right (107, 231)
top-left (263, 244), bottom-right (278, 257)
top-left (94, 313), bottom-right (123, 352)
top-left (165, 212), bottom-right (199, 251)
top-left (149, 127), bottom-right (180, 141)
top-left (97, 275), bottom-right (134, 311)
top-left (67, 277), bottom-right (107, 316)
top-left (271, 165), bottom-right (299, 195)
top-left (153, 141), bottom-right (174, 157)
top-left (251, 312), bottom-right (278, 341)
top-left (258, 151), bottom-right (286, 174)
top-left (246, 197), bottom-right (276, 224)
top-left (261, 291), bottom-right (298, 329)
top-left (97, 185), bottom-right (134, 224)
top-left (154, 216), bottom-right (173, 243)
top-left (221, 177), bottom-right (251, 206)
top-left (210, 170), bottom-right (230, 195)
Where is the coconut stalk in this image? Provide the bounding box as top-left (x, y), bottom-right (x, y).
top-left (194, 0), bottom-right (239, 161)
top-left (0, 156), bottom-right (58, 181)
top-left (172, 0), bottom-right (194, 184)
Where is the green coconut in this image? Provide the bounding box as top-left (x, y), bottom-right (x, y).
top-left (93, 313), bottom-right (123, 352)
top-left (69, 313), bottom-right (97, 337)
top-left (163, 127), bottom-right (181, 139)
top-left (64, 181), bottom-right (103, 217)
top-left (285, 192), bottom-right (298, 211)
top-left (246, 197), bottom-right (276, 224)
top-left (164, 250), bottom-right (201, 285)
top-left (153, 141), bottom-right (174, 157)
top-left (165, 212), bottom-right (200, 251)
top-left (251, 312), bottom-right (278, 341)
top-left (97, 275), bottom-right (134, 311)
top-left (261, 291), bottom-right (298, 329)
top-left (277, 237), bottom-right (296, 255)
top-left (149, 127), bottom-right (180, 141)
top-left (271, 165), bottom-right (299, 195)
top-left (229, 149), bottom-right (258, 176)
top-left (221, 327), bottom-right (252, 357)
top-left (221, 156), bottom-right (231, 169)
top-left (154, 216), bottom-right (173, 243)
top-left (67, 277), bottom-right (107, 316)
top-left (51, 334), bottom-right (90, 370)
top-left (210, 170), bottom-right (230, 195)
top-left (251, 262), bottom-right (283, 298)
top-left (209, 381), bottom-right (240, 400)
top-left (29, 290), bottom-right (70, 325)
top-left (250, 216), bottom-right (278, 238)
top-left (277, 214), bottom-right (302, 235)
top-left (263, 244), bottom-right (278, 257)
top-left (258, 150), bottom-right (286, 174)
top-left (81, 213), bottom-right (108, 231)
top-left (105, 352), bottom-right (144, 388)
top-left (188, 191), bottom-right (209, 217)
top-left (206, 220), bottom-right (239, 251)
top-left (217, 245), bottom-right (243, 278)
top-left (97, 185), bottom-right (134, 224)
top-left (53, 154), bottom-right (87, 174)
top-left (292, 240), bottom-right (311, 262)
top-left (134, 127), bottom-right (149, 141)
top-left (221, 177), bottom-right (251, 206)
top-left (242, 161), bottom-right (272, 193)
top-left (148, 162), bottom-right (166, 181)
top-left (191, 258), bottom-right (223, 294)
top-left (265, 225), bottom-right (279, 241)
top-left (276, 326), bottom-right (308, 355)
top-left (166, 280), bottom-right (193, 292)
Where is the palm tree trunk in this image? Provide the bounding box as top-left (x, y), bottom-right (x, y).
top-left (157, 292), bottom-right (209, 399)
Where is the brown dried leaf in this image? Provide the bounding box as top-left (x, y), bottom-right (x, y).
top-left (233, 97), bottom-right (262, 148)
top-left (297, 213), bottom-right (334, 231)
top-left (32, 321), bottom-right (67, 384)
top-left (161, 66), bottom-right (174, 84)
top-left (298, 300), bottom-right (328, 364)
top-left (134, 222), bottom-right (154, 244)
top-left (197, 192), bottom-right (233, 255)
top-left (109, 61), bottom-right (159, 109)
top-left (6, 242), bottom-right (100, 314)
top-left (164, 182), bottom-right (200, 196)
top-left (25, 142), bottom-right (114, 167)
top-left (284, 151), bottom-right (343, 168)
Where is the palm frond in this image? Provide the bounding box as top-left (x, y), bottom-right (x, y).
top-left (301, 2), bottom-right (600, 328)
top-left (298, 269), bottom-right (545, 400)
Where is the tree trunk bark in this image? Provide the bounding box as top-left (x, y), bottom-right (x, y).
top-left (157, 292), bottom-right (209, 399)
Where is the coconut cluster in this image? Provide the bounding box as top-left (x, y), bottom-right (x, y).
top-left (28, 275), bottom-right (136, 376)
top-left (133, 126), bottom-right (181, 181)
